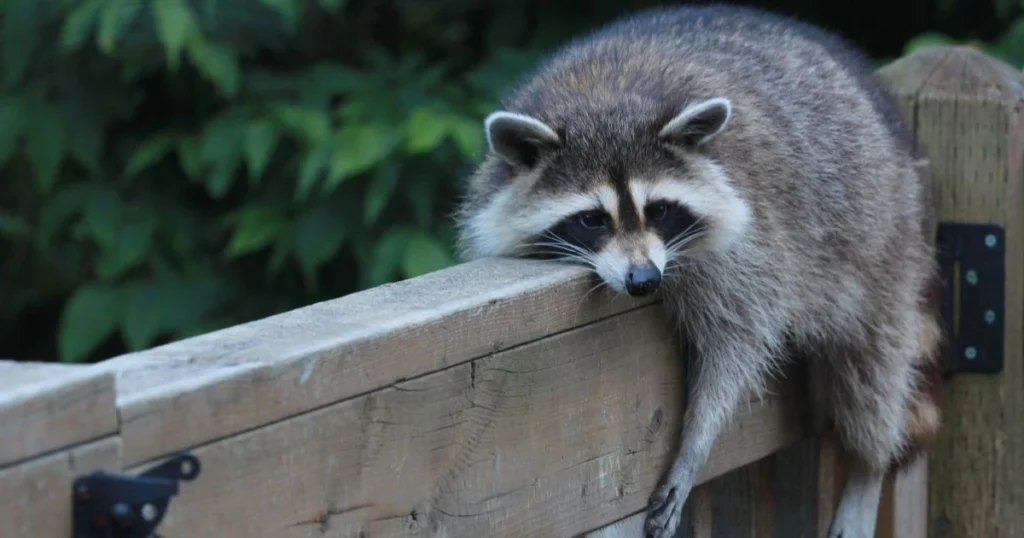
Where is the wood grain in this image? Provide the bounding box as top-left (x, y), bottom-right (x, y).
top-left (0, 361), bottom-right (118, 467)
top-left (98, 258), bottom-right (655, 466)
top-left (134, 306), bottom-right (803, 538)
top-left (878, 45), bottom-right (1024, 538)
top-left (710, 463), bottom-right (756, 537)
top-left (0, 436), bottom-right (121, 538)
top-left (772, 437), bottom-right (820, 538)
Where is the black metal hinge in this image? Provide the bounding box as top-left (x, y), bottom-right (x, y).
top-left (72, 452), bottom-right (201, 538)
top-left (936, 221), bottom-right (1006, 375)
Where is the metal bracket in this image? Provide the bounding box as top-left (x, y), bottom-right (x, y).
top-left (72, 452), bottom-right (201, 538)
top-left (936, 221), bottom-right (1005, 375)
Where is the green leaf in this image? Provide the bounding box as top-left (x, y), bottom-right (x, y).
top-left (405, 108), bottom-right (449, 154)
top-left (61, 0), bottom-right (104, 52)
top-left (186, 36), bottom-right (241, 97)
top-left (176, 136), bottom-right (203, 179)
top-left (200, 111), bottom-right (246, 197)
top-left (402, 176), bottom-right (435, 227)
top-left (224, 205), bottom-right (285, 258)
top-left (449, 116), bottom-right (484, 158)
top-left (295, 143), bottom-right (330, 201)
top-left (125, 132), bottom-right (179, 177)
top-left (258, 0), bottom-right (302, 30)
top-left (244, 118), bottom-right (279, 182)
top-left (4, 0), bottom-right (38, 85)
top-left (59, 284), bottom-right (121, 362)
top-left (317, 0), bottom-right (346, 12)
top-left (364, 162), bottom-right (399, 226)
top-left (82, 187), bottom-right (122, 247)
top-left (326, 123), bottom-right (399, 189)
top-left (902, 32), bottom-right (959, 56)
top-left (294, 204), bottom-right (347, 284)
top-left (151, 0), bottom-right (198, 70)
top-left (271, 104), bottom-right (331, 145)
top-left (268, 234), bottom-right (293, 276)
top-left (0, 95), bottom-right (26, 168)
top-left (120, 283), bottom-right (164, 351)
top-left (120, 276), bottom-right (218, 350)
top-left (365, 227), bottom-right (412, 287)
top-left (24, 102), bottom-right (67, 193)
top-left (37, 183), bottom-right (97, 244)
top-left (94, 217), bottom-right (156, 281)
top-left (401, 232), bottom-right (453, 278)
top-left (97, 0), bottom-right (141, 54)
top-left (299, 64), bottom-right (362, 104)
top-left (61, 85), bottom-right (107, 174)
top-left (0, 210), bottom-right (31, 239)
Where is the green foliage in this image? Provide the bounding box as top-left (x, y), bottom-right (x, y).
top-left (904, 0), bottom-right (1024, 66)
top-left (3, 0), bottom-right (1023, 364)
top-left (0, 0), bottom-right (563, 363)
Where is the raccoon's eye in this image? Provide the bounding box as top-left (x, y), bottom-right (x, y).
top-left (646, 202), bottom-right (670, 222)
top-left (577, 211), bottom-right (608, 229)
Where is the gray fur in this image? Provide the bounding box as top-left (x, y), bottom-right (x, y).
top-left (454, 5), bottom-right (943, 538)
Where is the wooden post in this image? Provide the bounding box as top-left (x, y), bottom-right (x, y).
top-left (878, 46), bottom-right (1024, 538)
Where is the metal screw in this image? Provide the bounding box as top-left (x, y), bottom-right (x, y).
top-left (181, 460), bottom-right (193, 476)
top-left (984, 310), bottom-right (997, 324)
top-left (109, 503), bottom-right (134, 530)
top-left (141, 503), bottom-right (157, 522)
top-left (964, 347), bottom-right (978, 360)
top-left (985, 234), bottom-right (998, 247)
top-left (965, 270), bottom-right (978, 285)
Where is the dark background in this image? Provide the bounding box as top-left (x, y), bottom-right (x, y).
top-left (1, 0), bottom-right (1021, 364)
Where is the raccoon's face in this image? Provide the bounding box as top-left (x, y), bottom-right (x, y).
top-left (460, 97), bottom-right (752, 298)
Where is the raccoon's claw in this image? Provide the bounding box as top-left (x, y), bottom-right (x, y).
top-left (644, 483), bottom-right (685, 538)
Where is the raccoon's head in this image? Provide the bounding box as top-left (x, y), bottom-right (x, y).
top-left (457, 97), bottom-right (752, 298)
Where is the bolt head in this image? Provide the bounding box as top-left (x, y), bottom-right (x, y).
top-left (964, 346), bottom-right (978, 360)
top-left (109, 503), bottom-right (134, 529)
top-left (985, 234), bottom-right (998, 247)
top-left (965, 270), bottom-right (978, 285)
top-left (141, 503), bottom-right (157, 522)
top-left (984, 310), bottom-right (997, 324)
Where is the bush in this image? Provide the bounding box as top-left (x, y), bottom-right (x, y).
top-left (0, 0), bottom-right (567, 363)
top-left (2, 0), bottom-right (1020, 364)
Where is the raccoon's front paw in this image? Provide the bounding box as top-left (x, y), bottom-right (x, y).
top-left (644, 483), bottom-right (688, 538)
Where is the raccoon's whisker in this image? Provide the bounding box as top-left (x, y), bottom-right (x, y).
top-left (665, 226), bottom-right (705, 251)
top-left (665, 231), bottom-right (708, 260)
top-left (527, 246), bottom-right (600, 270)
top-left (533, 251), bottom-right (599, 269)
top-left (668, 215), bottom-right (706, 244)
top-left (523, 240), bottom-right (591, 258)
top-left (665, 227), bottom-right (707, 253)
top-left (527, 249), bottom-right (600, 270)
top-left (583, 279), bottom-right (610, 301)
top-left (539, 231), bottom-right (594, 257)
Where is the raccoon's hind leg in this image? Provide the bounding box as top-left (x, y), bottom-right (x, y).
top-left (824, 311), bottom-right (944, 538)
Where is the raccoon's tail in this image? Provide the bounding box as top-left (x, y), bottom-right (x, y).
top-left (890, 268), bottom-right (947, 473)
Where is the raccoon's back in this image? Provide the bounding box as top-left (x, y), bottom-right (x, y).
top-left (507, 4), bottom-right (913, 157)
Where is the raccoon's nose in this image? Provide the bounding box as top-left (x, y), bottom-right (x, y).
top-left (625, 262), bottom-right (661, 297)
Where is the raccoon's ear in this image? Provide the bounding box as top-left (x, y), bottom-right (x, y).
top-left (484, 111), bottom-right (562, 169)
top-left (658, 97), bottom-right (732, 149)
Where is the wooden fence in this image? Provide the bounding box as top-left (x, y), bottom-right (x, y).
top-left (1, 44), bottom-right (1020, 538)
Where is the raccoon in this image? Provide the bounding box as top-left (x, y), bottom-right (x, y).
top-left (454, 5), bottom-right (944, 538)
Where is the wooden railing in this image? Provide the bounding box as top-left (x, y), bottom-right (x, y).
top-left (1, 44), bottom-right (1021, 538)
